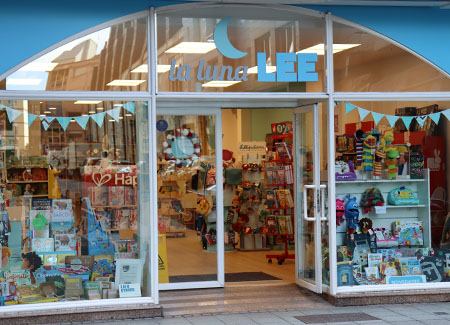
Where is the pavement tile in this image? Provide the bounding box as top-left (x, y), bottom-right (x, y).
top-left (245, 312), bottom-right (287, 323)
top-left (388, 321), bottom-right (423, 325)
top-left (421, 319), bottom-right (450, 325)
top-left (184, 315), bottom-right (225, 325)
top-left (156, 318), bottom-right (193, 324)
top-left (126, 320), bottom-right (160, 325)
top-left (214, 314), bottom-right (257, 325)
top-left (409, 313), bottom-right (444, 320)
top-left (372, 315), bottom-right (413, 322)
top-left (355, 321), bottom-right (390, 325)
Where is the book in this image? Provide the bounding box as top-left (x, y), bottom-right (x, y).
top-left (275, 189), bottom-right (294, 209)
top-left (109, 186), bottom-right (125, 206)
top-left (124, 187), bottom-right (136, 205)
top-left (380, 261), bottom-right (401, 277)
top-left (31, 198), bottom-right (51, 210)
top-left (52, 199), bottom-right (72, 211)
top-left (119, 209), bottom-right (131, 229)
top-left (365, 266), bottom-right (380, 280)
top-left (265, 215), bottom-right (278, 234)
top-left (393, 221), bottom-right (424, 246)
top-left (265, 190), bottom-right (276, 208)
top-left (30, 209), bottom-right (50, 238)
top-left (368, 253), bottom-right (383, 268)
top-left (32, 238), bottom-right (54, 252)
top-left (398, 257), bottom-right (422, 275)
top-left (274, 142), bottom-right (292, 160)
top-left (89, 187), bottom-right (109, 206)
top-left (54, 233), bottom-right (77, 251)
top-left (277, 215), bottom-right (291, 234)
top-left (276, 166), bottom-right (286, 184)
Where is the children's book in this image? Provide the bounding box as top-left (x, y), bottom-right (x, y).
top-left (32, 238), bottom-right (54, 252)
top-left (380, 261), bottom-right (401, 277)
top-left (124, 187), bottom-right (136, 205)
top-left (265, 215), bottom-right (278, 234)
top-left (393, 221), bottom-right (424, 246)
top-left (30, 209), bottom-right (50, 238)
top-left (368, 253), bottom-right (383, 268)
top-left (276, 166), bottom-right (286, 184)
top-left (275, 189), bottom-right (293, 209)
top-left (54, 233), bottom-right (77, 251)
top-left (32, 198), bottom-right (51, 210)
top-left (89, 187), bottom-right (109, 206)
top-left (265, 190), bottom-right (276, 208)
top-left (365, 266), bottom-right (380, 280)
top-left (276, 215), bottom-right (291, 234)
top-left (109, 186), bottom-right (125, 206)
top-left (52, 199), bottom-right (73, 211)
top-left (398, 257), bottom-right (422, 275)
top-left (353, 244), bottom-right (370, 267)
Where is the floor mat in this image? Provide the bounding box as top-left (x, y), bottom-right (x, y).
top-left (169, 272), bottom-right (281, 283)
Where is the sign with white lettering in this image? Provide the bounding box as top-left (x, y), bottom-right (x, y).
top-left (237, 142), bottom-right (266, 155)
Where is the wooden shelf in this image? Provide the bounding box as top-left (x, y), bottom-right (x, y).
top-left (266, 183), bottom-right (293, 186)
top-left (20, 194), bottom-right (48, 198)
top-left (336, 178), bottom-right (424, 184)
top-left (92, 205), bottom-right (137, 208)
top-left (110, 228), bottom-right (137, 232)
top-left (7, 180), bottom-right (48, 183)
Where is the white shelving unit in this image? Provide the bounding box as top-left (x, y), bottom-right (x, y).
top-left (335, 169), bottom-right (431, 247)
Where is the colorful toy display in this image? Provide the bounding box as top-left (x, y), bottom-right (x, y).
top-left (362, 134), bottom-right (376, 172)
top-left (336, 198), bottom-right (346, 226)
top-left (335, 160), bottom-right (357, 181)
top-left (385, 145), bottom-right (399, 179)
top-left (360, 188), bottom-right (384, 213)
top-left (344, 195), bottom-right (360, 233)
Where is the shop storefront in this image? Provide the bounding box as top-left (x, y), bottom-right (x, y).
top-left (0, 0), bottom-right (450, 317)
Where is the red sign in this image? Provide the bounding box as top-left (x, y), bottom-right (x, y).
top-left (271, 121), bottom-right (293, 139)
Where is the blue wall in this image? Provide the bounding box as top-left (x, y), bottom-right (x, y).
top-left (1, 2), bottom-right (450, 77)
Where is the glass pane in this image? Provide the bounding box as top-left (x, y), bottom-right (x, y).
top-left (0, 100), bottom-right (150, 303)
top-left (157, 7), bottom-right (324, 92)
top-left (334, 22), bottom-right (450, 92)
top-left (334, 100), bottom-right (450, 287)
top-left (156, 114), bottom-right (217, 283)
top-left (295, 110), bottom-right (316, 283)
top-left (1, 18), bottom-right (148, 91)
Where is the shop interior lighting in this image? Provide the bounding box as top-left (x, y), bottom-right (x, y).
top-left (131, 64), bottom-right (175, 73)
top-left (96, 107), bottom-right (104, 110)
top-left (119, 116), bottom-right (124, 120)
top-left (202, 80), bottom-right (241, 87)
top-left (7, 78), bottom-right (42, 86)
top-left (39, 114), bottom-right (46, 117)
top-left (49, 107), bottom-right (57, 110)
top-left (107, 80), bottom-right (146, 86)
top-left (19, 62), bottom-right (58, 72)
top-left (109, 119), bottom-right (116, 122)
top-left (82, 114), bottom-right (88, 116)
top-left (70, 119), bottom-right (75, 122)
top-left (44, 111), bottom-right (51, 114)
top-left (88, 111), bottom-right (96, 114)
top-left (113, 104), bottom-right (123, 107)
top-left (125, 114), bottom-right (133, 117)
top-left (297, 43), bottom-right (360, 55)
top-left (74, 100), bottom-right (102, 104)
top-left (245, 66), bottom-right (277, 74)
top-left (165, 42), bottom-right (216, 54)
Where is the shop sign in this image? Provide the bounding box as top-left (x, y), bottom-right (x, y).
top-left (169, 17), bottom-right (318, 84)
top-left (237, 141), bottom-right (266, 154)
top-left (271, 121), bottom-right (293, 138)
top-left (85, 166), bottom-right (137, 187)
top-left (119, 283), bottom-right (141, 298)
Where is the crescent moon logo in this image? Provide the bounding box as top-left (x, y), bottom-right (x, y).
top-left (214, 17), bottom-right (248, 59)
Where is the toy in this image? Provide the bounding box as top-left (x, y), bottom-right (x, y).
top-left (385, 145), bottom-right (399, 179)
top-left (362, 134), bottom-right (376, 172)
top-left (355, 129), bottom-right (365, 166)
top-left (344, 195), bottom-right (360, 234)
top-left (360, 188), bottom-right (384, 213)
top-left (336, 198), bottom-right (345, 226)
top-left (335, 160), bottom-right (357, 181)
top-left (373, 146), bottom-right (386, 177)
top-left (387, 186), bottom-right (419, 205)
top-left (358, 217), bottom-right (373, 234)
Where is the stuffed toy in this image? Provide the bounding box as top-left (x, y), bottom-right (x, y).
top-left (385, 145), bottom-right (399, 179)
top-left (335, 160), bottom-right (357, 181)
top-left (359, 217), bottom-right (373, 235)
top-left (362, 134), bottom-right (376, 172)
top-left (373, 146), bottom-right (386, 177)
top-left (336, 198), bottom-right (346, 226)
top-left (345, 195), bottom-right (360, 234)
top-left (355, 129), bottom-right (365, 166)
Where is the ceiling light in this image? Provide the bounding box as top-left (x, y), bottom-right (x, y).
top-left (19, 62), bottom-right (58, 72)
top-left (131, 64), bottom-right (175, 73)
top-left (39, 102), bottom-right (43, 104)
top-left (165, 42), bottom-right (216, 54)
top-left (44, 111), bottom-right (51, 114)
top-left (82, 114), bottom-right (88, 117)
top-left (109, 119), bottom-right (116, 122)
top-left (49, 107), bottom-right (57, 110)
top-left (297, 43), bottom-right (360, 56)
top-left (131, 64), bottom-right (148, 73)
top-left (96, 107), bottom-right (104, 110)
top-left (119, 117), bottom-right (124, 120)
top-left (74, 100), bottom-right (102, 104)
top-left (125, 114), bottom-right (133, 117)
top-left (245, 66), bottom-right (277, 74)
top-left (113, 104), bottom-right (123, 107)
top-left (107, 80), bottom-right (146, 87)
top-left (70, 119), bottom-right (75, 122)
top-left (6, 78), bottom-right (42, 86)
top-left (88, 111), bottom-right (96, 114)
top-left (202, 80), bottom-right (241, 88)
top-left (40, 114), bottom-right (46, 117)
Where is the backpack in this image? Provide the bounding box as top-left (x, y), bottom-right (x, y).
top-left (360, 188), bottom-right (384, 213)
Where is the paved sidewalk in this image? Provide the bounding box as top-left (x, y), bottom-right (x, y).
top-left (70, 302), bottom-right (450, 324)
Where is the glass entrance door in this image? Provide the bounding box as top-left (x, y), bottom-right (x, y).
top-left (156, 108), bottom-right (224, 290)
top-left (294, 104), bottom-right (329, 293)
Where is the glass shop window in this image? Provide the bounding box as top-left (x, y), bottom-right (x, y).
top-left (0, 100), bottom-right (150, 304)
top-left (334, 101), bottom-right (450, 287)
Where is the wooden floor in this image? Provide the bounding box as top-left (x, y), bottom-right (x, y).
top-left (165, 230), bottom-right (296, 283)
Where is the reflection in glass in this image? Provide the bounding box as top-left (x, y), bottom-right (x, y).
top-left (1, 18), bottom-right (148, 91)
top-left (157, 115), bottom-right (217, 283)
top-left (0, 100), bottom-right (150, 303)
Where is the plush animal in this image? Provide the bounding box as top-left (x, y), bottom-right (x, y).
top-left (373, 146), bottom-right (386, 177)
top-left (359, 217), bottom-right (373, 235)
top-left (355, 129), bottom-right (365, 166)
top-left (335, 160), bottom-right (357, 181)
top-left (385, 145), bottom-right (399, 179)
top-left (360, 188), bottom-right (384, 213)
top-left (336, 198), bottom-right (346, 226)
top-left (345, 195), bottom-right (360, 234)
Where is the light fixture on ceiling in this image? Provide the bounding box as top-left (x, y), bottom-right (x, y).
top-left (109, 119), bottom-right (116, 122)
top-left (202, 80), bottom-right (241, 88)
top-left (125, 114), bottom-right (133, 117)
top-left (113, 104), bottom-right (123, 107)
top-left (49, 107), bottom-right (57, 110)
top-left (74, 100), bottom-right (102, 104)
top-left (88, 111), bottom-right (96, 114)
top-left (244, 66), bottom-right (277, 74)
top-left (6, 78), bottom-right (42, 86)
top-left (165, 42), bottom-right (216, 54)
top-left (119, 117), bottom-right (124, 120)
top-left (131, 64), bottom-right (176, 73)
top-left (82, 114), bottom-right (88, 117)
top-left (70, 119), bottom-right (75, 123)
top-left (107, 80), bottom-right (146, 87)
top-left (19, 62), bottom-right (58, 72)
top-left (96, 107), bottom-right (104, 110)
top-left (40, 114), bottom-right (46, 117)
top-left (44, 111), bottom-right (51, 114)
top-left (297, 43), bottom-right (360, 56)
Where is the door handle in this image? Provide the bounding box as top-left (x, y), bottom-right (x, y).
top-left (319, 184), bottom-right (327, 221)
top-left (303, 184), bottom-right (316, 221)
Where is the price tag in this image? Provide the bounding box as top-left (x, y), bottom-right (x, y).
top-left (375, 205), bottom-right (386, 214)
top-left (375, 230), bottom-right (385, 241)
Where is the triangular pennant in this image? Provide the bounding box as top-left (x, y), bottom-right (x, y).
top-left (358, 107), bottom-right (370, 120)
top-left (56, 117), bottom-right (72, 131)
top-left (122, 102), bottom-right (135, 114)
top-left (91, 112), bottom-right (106, 127)
top-left (386, 115), bottom-right (399, 127)
top-left (106, 107), bottom-right (121, 122)
top-left (429, 112), bottom-right (441, 125)
top-left (42, 120), bottom-right (50, 130)
top-left (28, 114), bottom-right (38, 127)
top-left (442, 110), bottom-right (450, 122)
top-left (6, 107), bottom-right (22, 123)
top-left (371, 112), bottom-right (384, 126)
top-left (40, 116), bottom-right (45, 121)
top-left (45, 116), bottom-right (55, 124)
top-left (345, 102), bottom-right (357, 114)
top-left (415, 115), bottom-right (428, 128)
top-left (401, 116), bottom-right (414, 130)
top-left (74, 116), bottom-right (89, 130)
